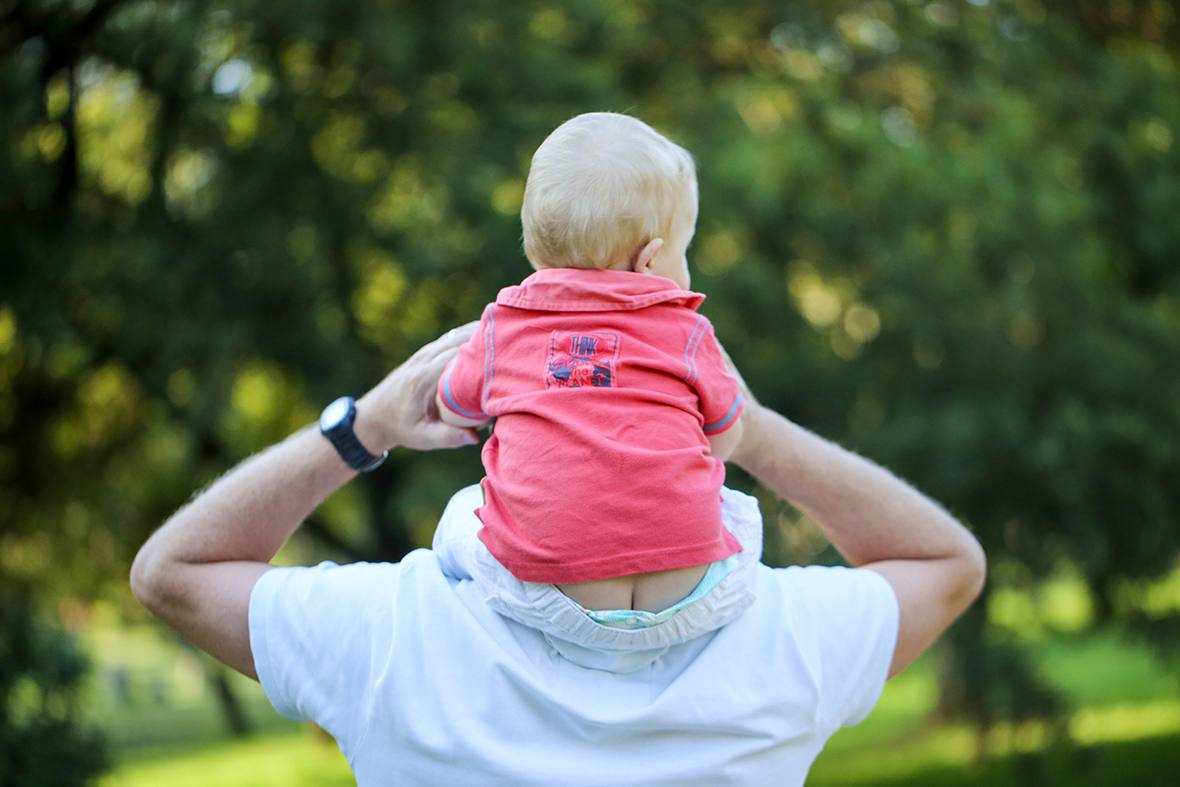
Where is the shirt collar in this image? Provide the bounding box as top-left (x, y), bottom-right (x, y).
top-left (494, 268), bottom-right (705, 312)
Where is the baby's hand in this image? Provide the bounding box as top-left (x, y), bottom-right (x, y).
top-left (435, 389), bottom-right (491, 431)
top-left (707, 419), bottom-right (744, 462)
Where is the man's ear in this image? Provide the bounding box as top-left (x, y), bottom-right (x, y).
top-left (631, 238), bottom-right (665, 274)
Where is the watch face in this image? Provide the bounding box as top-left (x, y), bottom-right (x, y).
top-left (320, 396), bottom-right (353, 431)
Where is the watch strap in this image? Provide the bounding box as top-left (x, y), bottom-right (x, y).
top-left (321, 397), bottom-right (388, 472)
top-left (330, 426), bottom-right (388, 472)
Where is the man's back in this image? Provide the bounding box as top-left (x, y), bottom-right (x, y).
top-left (249, 548), bottom-right (897, 786)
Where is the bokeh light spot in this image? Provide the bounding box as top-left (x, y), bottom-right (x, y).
top-left (0, 308), bottom-right (16, 355)
top-left (788, 263), bottom-right (843, 328)
top-left (698, 230), bottom-right (741, 276)
top-left (844, 303), bottom-right (881, 344)
top-left (490, 179), bottom-right (523, 216)
top-left (212, 58), bottom-right (253, 97)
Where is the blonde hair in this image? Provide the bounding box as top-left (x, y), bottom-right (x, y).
top-left (521, 112), bottom-right (697, 270)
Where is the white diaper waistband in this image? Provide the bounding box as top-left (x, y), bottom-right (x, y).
top-left (434, 485), bottom-right (764, 660)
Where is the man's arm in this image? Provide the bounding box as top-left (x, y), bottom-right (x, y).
top-left (130, 325), bottom-right (480, 679)
top-left (731, 396), bottom-right (986, 678)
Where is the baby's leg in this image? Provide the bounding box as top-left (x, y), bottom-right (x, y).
top-left (432, 485), bottom-right (486, 580)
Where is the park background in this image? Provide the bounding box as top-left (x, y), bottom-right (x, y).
top-left (2, 0), bottom-right (1179, 784)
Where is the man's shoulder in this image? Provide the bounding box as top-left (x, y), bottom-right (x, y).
top-left (744, 564), bottom-right (897, 641)
top-left (751, 564), bottom-right (899, 731)
top-left (762, 562), bottom-right (890, 584)
top-left (756, 564), bottom-right (898, 609)
top-left (253, 551), bottom-right (442, 611)
top-left (249, 550), bottom-right (456, 676)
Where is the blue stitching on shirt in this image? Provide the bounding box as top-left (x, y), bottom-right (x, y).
top-left (683, 316), bottom-right (708, 384)
top-left (481, 305), bottom-right (496, 413)
top-left (442, 368), bottom-right (486, 419)
top-left (704, 391), bottom-right (744, 434)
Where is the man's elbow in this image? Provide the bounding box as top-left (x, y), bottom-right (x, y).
top-left (130, 541), bottom-right (178, 617)
top-left (130, 545), bottom-right (158, 611)
top-left (954, 535), bottom-right (987, 610)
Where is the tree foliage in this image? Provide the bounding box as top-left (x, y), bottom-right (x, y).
top-left (0, 585), bottom-right (107, 787)
top-left (2, 0), bottom-right (1178, 754)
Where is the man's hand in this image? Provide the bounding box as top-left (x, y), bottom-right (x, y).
top-left (131, 324), bottom-right (482, 679)
top-left (358, 323), bottom-right (482, 452)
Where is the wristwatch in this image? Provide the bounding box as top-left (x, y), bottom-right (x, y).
top-left (319, 396), bottom-right (388, 472)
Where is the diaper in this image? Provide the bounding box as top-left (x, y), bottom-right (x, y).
top-left (433, 485), bottom-right (763, 663)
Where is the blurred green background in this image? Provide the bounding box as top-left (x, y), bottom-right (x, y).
top-left (2, 0), bottom-right (1179, 784)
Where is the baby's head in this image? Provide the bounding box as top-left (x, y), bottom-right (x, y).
top-left (521, 112), bottom-right (698, 289)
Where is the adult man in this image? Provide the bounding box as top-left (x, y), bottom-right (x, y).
top-left (131, 325), bottom-right (985, 785)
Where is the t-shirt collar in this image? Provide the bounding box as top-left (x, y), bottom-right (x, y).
top-left (494, 268), bottom-right (705, 312)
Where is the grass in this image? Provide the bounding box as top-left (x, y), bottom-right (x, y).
top-left (100, 731), bottom-right (352, 787)
top-left (820, 732), bottom-right (1180, 787)
top-left (808, 627), bottom-right (1179, 784)
top-left (1029, 628), bottom-right (1178, 707)
top-left (82, 616), bottom-right (296, 761)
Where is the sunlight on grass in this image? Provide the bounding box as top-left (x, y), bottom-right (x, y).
top-left (989, 573), bottom-right (1094, 634)
top-left (101, 732), bottom-right (352, 787)
top-left (812, 726), bottom-right (977, 784)
top-left (811, 634), bottom-right (1179, 786)
top-left (1071, 700), bottom-right (1180, 745)
top-left (811, 699), bottom-right (1180, 786)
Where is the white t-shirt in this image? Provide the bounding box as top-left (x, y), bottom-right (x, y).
top-left (249, 550), bottom-right (897, 786)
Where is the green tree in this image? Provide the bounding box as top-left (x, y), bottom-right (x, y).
top-left (0, 585), bottom-right (107, 787)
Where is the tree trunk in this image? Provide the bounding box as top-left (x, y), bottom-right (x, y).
top-left (208, 665), bottom-right (251, 738)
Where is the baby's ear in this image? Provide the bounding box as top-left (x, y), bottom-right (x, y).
top-left (632, 238), bottom-right (665, 273)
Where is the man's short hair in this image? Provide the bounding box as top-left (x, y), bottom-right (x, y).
top-left (522, 112), bottom-right (697, 270)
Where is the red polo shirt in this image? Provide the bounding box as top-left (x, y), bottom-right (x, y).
top-left (439, 268), bottom-right (744, 583)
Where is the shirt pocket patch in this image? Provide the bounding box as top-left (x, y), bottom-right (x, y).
top-left (545, 331), bottom-right (620, 389)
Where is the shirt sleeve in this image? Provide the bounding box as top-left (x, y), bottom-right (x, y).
top-left (437, 305), bottom-right (494, 420)
top-left (249, 561), bottom-right (400, 752)
top-left (684, 316), bottom-right (744, 435)
top-left (776, 565), bottom-right (899, 732)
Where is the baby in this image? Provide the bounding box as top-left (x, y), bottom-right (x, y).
top-left (434, 113), bottom-right (760, 627)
